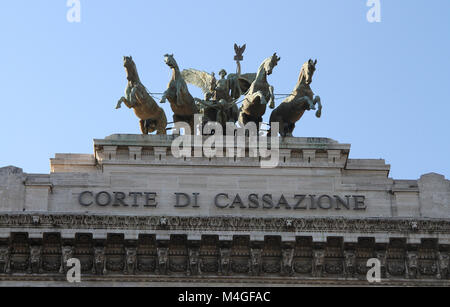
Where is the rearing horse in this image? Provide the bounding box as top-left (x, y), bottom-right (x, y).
top-left (161, 54), bottom-right (198, 132)
top-left (116, 56), bottom-right (167, 135)
top-left (269, 59), bottom-right (322, 137)
top-left (238, 53), bottom-right (280, 128)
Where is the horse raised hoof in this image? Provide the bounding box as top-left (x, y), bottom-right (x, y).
top-left (315, 109), bottom-right (322, 118)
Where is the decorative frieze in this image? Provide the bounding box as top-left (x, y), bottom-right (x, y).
top-left (0, 232), bottom-right (447, 286)
top-left (1, 214), bottom-right (450, 235)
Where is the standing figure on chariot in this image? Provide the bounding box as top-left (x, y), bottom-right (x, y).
top-left (181, 44), bottom-right (256, 133)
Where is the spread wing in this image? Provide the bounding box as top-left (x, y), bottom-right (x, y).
top-left (181, 69), bottom-right (214, 94)
top-left (234, 44), bottom-right (246, 56)
top-left (228, 73), bottom-right (256, 83)
top-left (239, 73), bottom-right (256, 84)
top-left (228, 73), bottom-right (257, 94)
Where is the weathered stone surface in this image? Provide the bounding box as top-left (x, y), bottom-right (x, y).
top-left (0, 166), bottom-right (25, 212)
top-left (418, 173), bottom-right (450, 218)
top-left (0, 135), bottom-right (449, 286)
top-left (1, 135), bottom-right (449, 220)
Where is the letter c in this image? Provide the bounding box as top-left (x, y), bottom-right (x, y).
top-left (215, 193), bottom-right (229, 208)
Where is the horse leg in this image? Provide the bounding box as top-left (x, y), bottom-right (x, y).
top-left (256, 117), bottom-right (263, 134)
top-left (270, 119), bottom-right (282, 137)
top-left (188, 116), bottom-right (196, 135)
top-left (305, 96), bottom-right (315, 111)
top-left (172, 114), bottom-right (193, 135)
top-left (238, 112), bottom-right (250, 127)
top-left (117, 94), bottom-right (136, 109)
top-left (314, 96), bottom-right (322, 118)
top-left (269, 85), bottom-right (275, 109)
top-left (160, 90), bottom-right (169, 104)
top-left (279, 120), bottom-right (288, 138)
top-left (118, 87), bottom-right (137, 109)
top-left (140, 120), bottom-right (148, 135)
top-left (116, 97), bottom-right (126, 109)
top-left (156, 111), bottom-right (168, 135)
top-left (287, 123), bottom-right (295, 137)
top-left (156, 121), bottom-right (167, 136)
top-left (172, 114), bottom-right (181, 136)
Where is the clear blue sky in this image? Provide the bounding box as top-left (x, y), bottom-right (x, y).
top-left (0, 0), bottom-right (449, 180)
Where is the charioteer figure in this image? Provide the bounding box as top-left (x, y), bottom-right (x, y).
top-left (181, 44), bottom-right (256, 133)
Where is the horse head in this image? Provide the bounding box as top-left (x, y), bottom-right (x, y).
top-left (123, 56), bottom-right (139, 82)
top-left (263, 53), bottom-right (281, 76)
top-left (301, 59), bottom-right (317, 85)
top-left (164, 54), bottom-right (179, 70)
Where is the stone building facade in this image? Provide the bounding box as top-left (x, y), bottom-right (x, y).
top-left (0, 134), bottom-right (449, 286)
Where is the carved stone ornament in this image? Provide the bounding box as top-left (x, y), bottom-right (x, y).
top-left (281, 248), bottom-right (294, 276)
top-left (344, 251), bottom-right (356, 277)
top-left (250, 248), bottom-right (263, 276)
top-left (28, 246), bottom-right (42, 274)
top-left (0, 246), bottom-right (11, 274)
top-left (157, 247), bottom-right (169, 275)
top-left (59, 246), bottom-right (73, 274)
top-left (219, 248), bottom-right (231, 276)
top-left (438, 252), bottom-right (449, 280)
top-left (124, 247), bottom-right (137, 275)
top-left (93, 246), bottom-right (106, 275)
top-left (313, 250), bottom-right (325, 278)
top-left (187, 248), bottom-right (200, 276)
top-left (407, 252), bottom-right (419, 279)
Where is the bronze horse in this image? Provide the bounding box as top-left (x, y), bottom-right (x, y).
top-left (116, 56), bottom-right (167, 135)
top-left (161, 54), bottom-right (199, 133)
top-left (269, 59), bottom-right (322, 137)
top-left (238, 53), bottom-right (280, 129)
